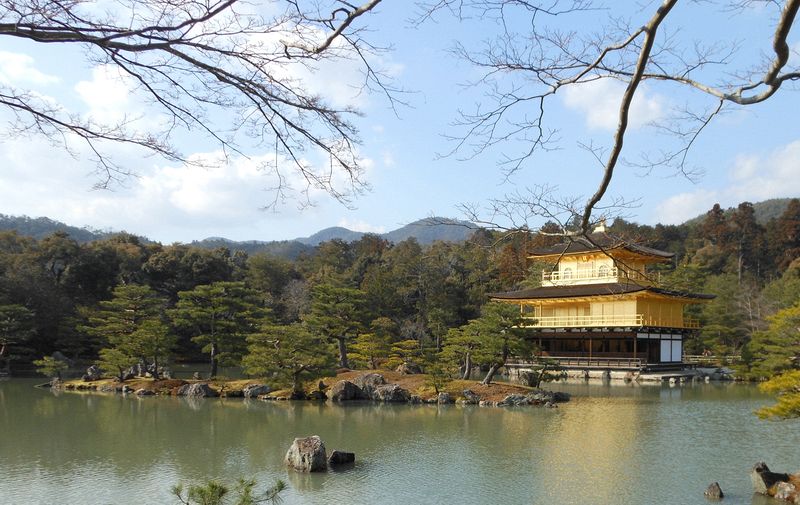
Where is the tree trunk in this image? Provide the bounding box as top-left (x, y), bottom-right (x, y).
top-left (209, 342), bottom-right (218, 378)
top-left (482, 343), bottom-right (509, 385)
top-left (534, 363), bottom-right (549, 388)
top-left (482, 362), bottom-right (502, 385)
top-left (462, 352), bottom-right (472, 380)
top-left (152, 355), bottom-right (160, 380)
top-left (336, 337), bottom-right (349, 369)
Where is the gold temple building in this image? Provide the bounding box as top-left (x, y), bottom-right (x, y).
top-left (491, 225), bottom-right (714, 372)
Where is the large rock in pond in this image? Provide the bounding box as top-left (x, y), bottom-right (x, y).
top-left (352, 373), bottom-right (386, 399)
top-left (177, 383), bottom-right (219, 397)
top-left (373, 384), bottom-right (410, 402)
top-left (242, 384), bottom-right (271, 398)
top-left (330, 380), bottom-right (364, 401)
top-left (328, 450), bottom-right (355, 466)
top-left (751, 462), bottom-right (791, 496)
top-left (773, 481), bottom-right (799, 503)
top-left (437, 392), bottom-right (454, 404)
top-left (285, 436), bottom-right (328, 472)
top-left (704, 482), bottom-right (724, 500)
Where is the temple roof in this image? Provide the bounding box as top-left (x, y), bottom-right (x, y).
top-left (528, 232), bottom-right (674, 260)
top-left (489, 282), bottom-right (715, 301)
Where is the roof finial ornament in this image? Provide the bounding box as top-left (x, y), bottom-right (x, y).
top-left (593, 218), bottom-right (607, 233)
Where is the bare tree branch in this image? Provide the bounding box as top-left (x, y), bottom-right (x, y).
top-left (0, 0), bottom-right (391, 204)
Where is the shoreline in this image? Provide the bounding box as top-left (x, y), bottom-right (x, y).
top-left (54, 370), bottom-right (571, 407)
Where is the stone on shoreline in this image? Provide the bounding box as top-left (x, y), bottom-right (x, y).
top-left (330, 380), bottom-right (363, 401)
top-left (437, 392), bottom-right (454, 404)
top-left (462, 389), bottom-right (480, 404)
top-left (242, 384), bottom-right (271, 398)
top-left (373, 384), bottom-right (410, 402)
top-left (177, 383), bottom-right (219, 397)
top-left (285, 436), bottom-right (327, 472)
top-left (352, 373), bottom-right (386, 398)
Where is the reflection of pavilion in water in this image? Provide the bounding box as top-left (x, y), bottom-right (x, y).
top-left (535, 396), bottom-right (648, 503)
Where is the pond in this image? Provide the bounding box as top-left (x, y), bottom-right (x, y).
top-left (1, 378), bottom-right (798, 504)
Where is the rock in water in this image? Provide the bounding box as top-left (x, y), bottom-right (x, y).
top-left (330, 380), bottom-right (363, 401)
top-left (177, 383), bottom-right (219, 397)
top-left (751, 462), bottom-right (791, 496)
top-left (285, 436), bottom-right (328, 472)
top-left (328, 450), bottom-right (355, 466)
top-left (704, 482), bottom-right (724, 500)
top-left (773, 482), bottom-right (798, 502)
top-left (372, 384), bottom-right (410, 402)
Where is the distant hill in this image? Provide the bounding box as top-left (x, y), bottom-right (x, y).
top-left (383, 217), bottom-right (477, 244)
top-left (296, 227), bottom-right (365, 246)
top-left (684, 198), bottom-right (796, 226)
top-left (294, 217), bottom-right (477, 247)
top-left (0, 214), bottom-right (105, 243)
top-left (189, 238), bottom-right (314, 260)
top-left (0, 213), bottom-right (478, 259)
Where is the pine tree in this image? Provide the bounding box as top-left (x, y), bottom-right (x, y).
top-left (242, 322), bottom-right (336, 396)
top-left (744, 303), bottom-right (800, 379)
top-left (0, 304), bottom-right (36, 371)
top-left (85, 284), bottom-right (174, 379)
top-left (303, 284), bottom-right (366, 369)
top-left (172, 282), bottom-right (265, 378)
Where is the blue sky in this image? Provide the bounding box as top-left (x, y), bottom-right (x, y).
top-left (0, 1), bottom-right (798, 243)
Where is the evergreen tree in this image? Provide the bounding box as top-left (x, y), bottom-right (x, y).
top-left (350, 317), bottom-right (394, 369)
top-left (0, 304), bottom-right (36, 370)
top-left (242, 322), bottom-right (336, 396)
top-left (743, 303), bottom-right (800, 379)
top-left (85, 284), bottom-right (174, 379)
top-left (455, 302), bottom-right (534, 385)
top-left (172, 282), bottom-right (265, 377)
top-left (757, 370), bottom-right (800, 420)
top-left (441, 323), bottom-right (483, 380)
top-left (304, 284), bottom-right (366, 369)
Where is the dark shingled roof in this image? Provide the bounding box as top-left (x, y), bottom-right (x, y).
top-left (529, 232), bottom-right (674, 259)
top-left (489, 283), bottom-right (715, 301)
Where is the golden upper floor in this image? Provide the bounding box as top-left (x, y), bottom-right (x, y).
top-left (529, 230), bottom-right (673, 288)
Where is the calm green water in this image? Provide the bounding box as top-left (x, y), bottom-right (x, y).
top-left (1, 379), bottom-right (798, 505)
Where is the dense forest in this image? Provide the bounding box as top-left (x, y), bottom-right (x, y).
top-left (1, 199), bottom-right (799, 388)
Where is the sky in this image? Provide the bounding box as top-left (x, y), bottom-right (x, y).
top-left (1, 1), bottom-right (799, 244)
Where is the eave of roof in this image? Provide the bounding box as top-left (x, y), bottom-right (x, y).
top-left (489, 282), bottom-right (715, 301)
top-left (528, 232), bottom-right (674, 260)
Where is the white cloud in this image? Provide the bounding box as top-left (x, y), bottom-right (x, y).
top-left (562, 79), bottom-right (665, 131)
top-left (654, 140), bottom-right (800, 224)
top-left (74, 65), bottom-right (137, 124)
top-left (337, 218), bottom-right (385, 233)
top-left (0, 51), bottom-right (60, 86)
top-left (382, 151), bottom-right (395, 167)
top-left (654, 189), bottom-right (719, 224)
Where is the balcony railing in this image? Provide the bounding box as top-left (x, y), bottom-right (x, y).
top-left (542, 267), bottom-right (658, 285)
top-left (520, 314), bottom-right (700, 329)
